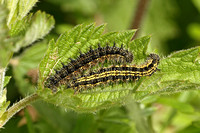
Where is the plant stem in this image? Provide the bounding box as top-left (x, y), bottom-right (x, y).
top-left (130, 0), bottom-right (150, 39)
top-left (0, 93), bottom-right (40, 128)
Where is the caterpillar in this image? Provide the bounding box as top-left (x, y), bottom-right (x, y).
top-left (45, 43), bottom-right (133, 90)
top-left (68, 53), bottom-right (160, 92)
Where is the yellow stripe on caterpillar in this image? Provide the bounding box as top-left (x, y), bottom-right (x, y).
top-left (68, 53), bottom-right (160, 92)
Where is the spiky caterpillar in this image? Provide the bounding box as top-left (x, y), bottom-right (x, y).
top-left (45, 43), bottom-right (134, 91)
top-left (68, 54), bottom-right (160, 92)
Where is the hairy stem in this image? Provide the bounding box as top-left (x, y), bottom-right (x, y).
top-left (0, 93), bottom-right (40, 128)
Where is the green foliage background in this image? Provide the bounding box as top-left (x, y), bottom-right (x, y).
top-left (1, 0), bottom-right (200, 133)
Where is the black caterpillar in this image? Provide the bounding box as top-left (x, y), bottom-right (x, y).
top-left (68, 54), bottom-right (160, 92)
top-left (45, 43), bottom-right (134, 90)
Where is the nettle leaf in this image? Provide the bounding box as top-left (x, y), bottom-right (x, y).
top-left (4, 0), bottom-right (54, 51)
top-left (136, 47), bottom-right (200, 101)
top-left (38, 24), bottom-right (146, 112)
top-left (7, 0), bottom-right (38, 27)
top-left (159, 47), bottom-right (200, 83)
top-left (14, 11), bottom-right (55, 52)
top-left (0, 69), bottom-right (10, 122)
top-left (130, 35), bottom-right (150, 63)
top-left (6, 0), bottom-right (18, 27)
top-left (3, 0), bottom-right (54, 51)
top-left (3, 76), bottom-right (11, 88)
top-left (9, 13), bottom-right (32, 36)
top-left (18, 0), bottom-right (38, 20)
top-left (39, 23), bottom-right (106, 86)
top-left (38, 23), bottom-right (200, 112)
top-left (0, 89), bottom-right (10, 120)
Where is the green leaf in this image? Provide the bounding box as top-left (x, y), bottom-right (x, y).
top-left (134, 47), bottom-right (200, 101)
top-left (39, 39), bottom-right (57, 87)
top-left (18, 0), bottom-right (38, 20)
top-left (159, 47), bottom-right (200, 83)
top-left (39, 24), bottom-right (108, 87)
top-left (38, 23), bottom-right (200, 113)
top-left (3, 76), bottom-right (11, 88)
top-left (91, 24), bottom-right (106, 39)
top-left (7, 0), bottom-right (38, 27)
top-left (135, 78), bottom-right (200, 101)
top-left (0, 68), bottom-right (9, 122)
top-left (14, 11), bottom-right (55, 52)
top-left (130, 35), bottom-right (150, 63)
top-left (135, 47), bottom-right (200, 101)
top-left (114, 30), bottom-right (136, 47)
top-left (0, 89), bottom-right (10, 119)
top-left (9, 13), bottom-right (32, 36)
top-left (38, 23), bottom-right (141, 112)
top-left (6, 0), bottom-right (19, 27)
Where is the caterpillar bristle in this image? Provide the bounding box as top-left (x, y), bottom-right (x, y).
top-left (54, 69), bottom-right (59, 74)
top-left (120, 44), bottom-right (123, 49)
top-left (69, 58), bottom-right (75, 63)
top-left (67, 53), bottom-right (160, 92)
top-left (45, 42), bottom-right (139, 91)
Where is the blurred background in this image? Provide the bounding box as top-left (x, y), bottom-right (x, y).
top-left (33, 0), bottom-right (200, 55)
top-left (3, 0), bottom-right (200, 133)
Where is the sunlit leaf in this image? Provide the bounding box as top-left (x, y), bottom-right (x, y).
top-left (7, 0), bottom-right (38, 27)
top-left (38, 23), bottom-right (200, 113)
top-left (14, 11), bottom-right (55, 52)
